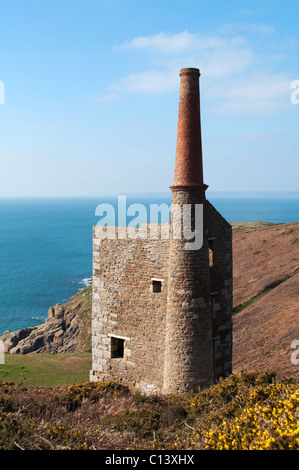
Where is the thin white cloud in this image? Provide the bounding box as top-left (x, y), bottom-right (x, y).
top-left (116, 30), bottom-right (247, 55)
top-left (117, 30), bottom-right (195, 54)
top-left (207, 72), bottom-right (292, 114)
top-left (202, 47), bottom-right (254, 78)
top-left (110, 69), bottom-right (178, 94)
top-left (112, 30), bottom-right (256, 93)
top-left (105, 27), bottom-right (294, 114)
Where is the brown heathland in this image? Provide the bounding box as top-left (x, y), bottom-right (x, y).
top-left (232, 221), bottom-right (299, 380)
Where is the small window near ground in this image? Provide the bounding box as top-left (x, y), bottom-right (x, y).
top-left (152, 280), bottom-right (162, 293)
top-left (111, 337), bottom-right (125, 358)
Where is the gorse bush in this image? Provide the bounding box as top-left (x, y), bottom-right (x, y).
top-left (0, 371), bottom-right (298, 450)
top-left (204, 383), bottom-right (299, 450)
top-left (53, 381), bottom-right (129, 410)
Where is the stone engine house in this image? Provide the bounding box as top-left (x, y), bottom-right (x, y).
top-left (90, 68), bottom-right (233, 395)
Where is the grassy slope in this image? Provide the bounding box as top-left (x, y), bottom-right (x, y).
top-left (0, 353), bottom-right (91, 387)
top-left (0, 286), bottom-right (91, 387)
top-left (0, 284), bottom-right (93, 386)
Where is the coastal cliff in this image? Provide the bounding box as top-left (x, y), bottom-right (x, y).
top-left (1, 221), bottom-right (299, 380)
top-left (1, 284), bottom-right (92, 354)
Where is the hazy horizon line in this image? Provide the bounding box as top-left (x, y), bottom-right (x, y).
top-left (0, 190), bottom-right (299, 200)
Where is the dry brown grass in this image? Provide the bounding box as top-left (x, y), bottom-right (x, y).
top-left (1, 372), bottom-right (299, 450)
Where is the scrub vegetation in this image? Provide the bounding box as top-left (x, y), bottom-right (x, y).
top-left (0, 371), bottom-right (298, 450)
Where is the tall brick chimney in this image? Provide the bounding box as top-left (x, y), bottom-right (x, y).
top-left (163, 68), bottom-right (214, 394)
top-left (90, 66), bottom-right (233, 394)
top-left (170, 68), bottom-right (208, 192)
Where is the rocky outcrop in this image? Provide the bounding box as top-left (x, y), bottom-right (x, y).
top-left (1, 327), bottom-right (38, 353)
top-left (1, 284), bottom-right (92, 354)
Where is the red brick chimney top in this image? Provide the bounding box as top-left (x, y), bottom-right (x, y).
top-left (170, 67), bottom-right (208, 192)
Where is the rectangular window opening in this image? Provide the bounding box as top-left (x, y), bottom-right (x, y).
top-left (152, 279), bottom-right (162, 293)
top-left (208, 239), bottom-right (215, 267)
top-left (111, 337), bottom-right (125, 358)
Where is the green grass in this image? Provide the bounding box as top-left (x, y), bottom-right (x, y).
top-left (0, 353), bottom-right (92, 387)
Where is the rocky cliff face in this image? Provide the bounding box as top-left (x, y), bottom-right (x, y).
top-left (1, 284), bottom-right (92, 354)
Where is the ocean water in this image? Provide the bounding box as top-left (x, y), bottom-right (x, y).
top-left (0, 193), bottom-right (298, 335)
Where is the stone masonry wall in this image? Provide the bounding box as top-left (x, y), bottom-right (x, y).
top-left (90, 225), bottom-right (169, 394)
top-left (163, 191), bottom-right (215, 394)
top-left (90, 203), bottom-right (232, 394)
top-left (205, 201), bottom-right (233, 380)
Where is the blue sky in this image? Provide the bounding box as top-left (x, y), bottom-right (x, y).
top-left (0, 0), bottom-right (298, 197)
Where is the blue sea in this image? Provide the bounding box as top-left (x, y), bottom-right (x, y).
top-left (0, 192), bottom-right (298, 335)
